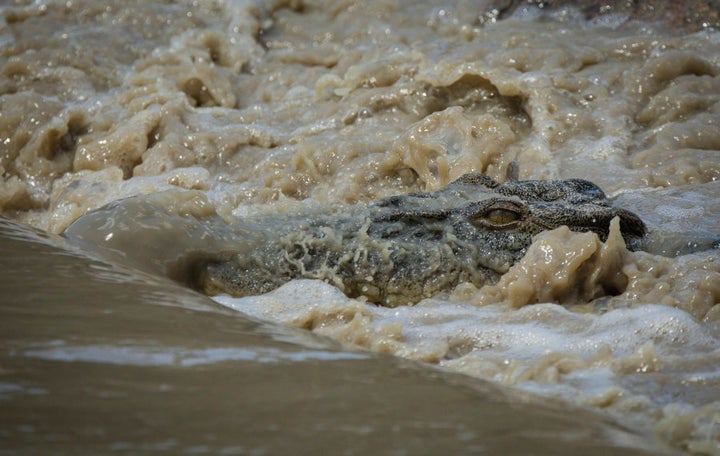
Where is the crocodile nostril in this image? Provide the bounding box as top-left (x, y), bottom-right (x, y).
top-left (563, 179), bottom-right (607, 203)
top-left (615, 208), bottom-right (647, 249)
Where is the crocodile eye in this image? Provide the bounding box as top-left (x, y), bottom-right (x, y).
top-left (485, 208), bottom-right (521, 226)
top-left (468, 200), bottom-right (526, 229)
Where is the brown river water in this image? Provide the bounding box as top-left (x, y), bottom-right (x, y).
top-left (1, 0), bottom-right (719, 454)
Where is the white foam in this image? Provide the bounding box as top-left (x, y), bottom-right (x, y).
top-left (212, 279), bottom-right (720, 417)
top-left (23, 341), bottom-right (368, 367)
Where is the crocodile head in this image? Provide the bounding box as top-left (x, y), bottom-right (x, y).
top-left (200, 172), bottom-right (646, 306)
top-left (373, 172), bottom-right (646, 249)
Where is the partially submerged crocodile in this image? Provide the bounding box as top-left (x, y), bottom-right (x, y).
top-left (200, 172), bottom-right (646, 306)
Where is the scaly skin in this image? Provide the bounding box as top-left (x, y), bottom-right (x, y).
top-left (199, 172), bottom-right (646, 306)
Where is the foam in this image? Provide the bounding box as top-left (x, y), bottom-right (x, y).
top-left (213, 279), bottom-right (719, 372)
top-left (23, 342), bottom-right (368, 367)
top-left (213, 279), bottom-right (720, 448)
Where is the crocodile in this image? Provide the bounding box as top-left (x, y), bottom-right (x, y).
top-left (199, 172), bottom-right (646, 307)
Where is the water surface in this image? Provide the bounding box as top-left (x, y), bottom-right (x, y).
top-left (1, 0), bottom-right (719, 453)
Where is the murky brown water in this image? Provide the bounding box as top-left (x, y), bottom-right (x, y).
top-left (1, 0), bottom-right (719, 454)
top-left (0, 216), bottom-right (672, 455)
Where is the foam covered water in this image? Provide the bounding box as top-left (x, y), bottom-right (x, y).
top-left (214, 281), bottom-right (720, 452)
top-left (2, 0), bottom-right (719, 453)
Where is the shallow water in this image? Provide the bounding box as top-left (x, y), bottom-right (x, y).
top-left (1, 0), bottom-right (719, 454)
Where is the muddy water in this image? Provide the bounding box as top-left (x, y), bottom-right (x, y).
top-left (0, 216), bottom-right (672, 455)
top-left (1, 0), bottom-right (719, 454)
